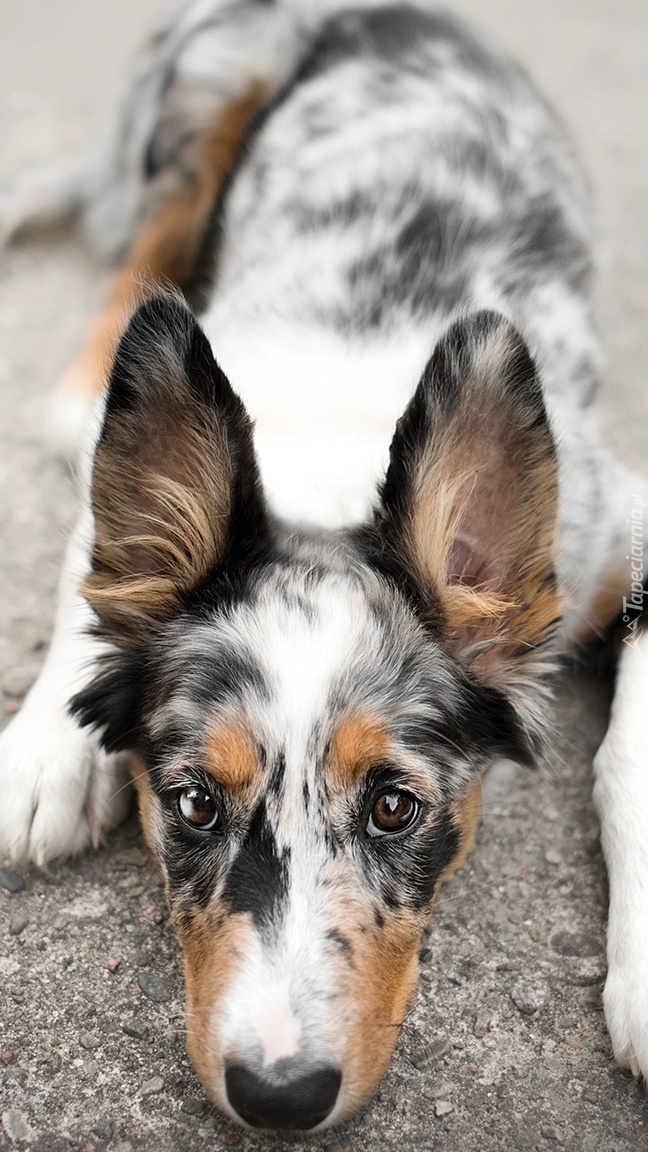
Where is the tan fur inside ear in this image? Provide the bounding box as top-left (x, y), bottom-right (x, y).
top-left (405, 327), bottom-right (561, 680)
top-left (85, 405), bottom-right (232, 642)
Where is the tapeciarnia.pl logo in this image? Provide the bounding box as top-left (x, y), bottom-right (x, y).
top-left (622, 494), bottom-right (645, 648)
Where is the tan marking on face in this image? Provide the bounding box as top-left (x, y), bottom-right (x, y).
top-left (441, 778), bottom-right (482, 883)
top-left (133, 763), bottom-right (254, 1113)
top-left (179, 908), bottom-right (255, 1111)
top-left (131, 758), bottom-right (160, 856)
top-left (204, 720), bottom-right (262, 794)
top-left (328, 713), bottom-right (392, 789)
top-left (323, 898), bottom-right (424, 1118)
top-left (54, 82), bottom-right (267, 406)
top-left (323, 782), bottom-right (483, 1115)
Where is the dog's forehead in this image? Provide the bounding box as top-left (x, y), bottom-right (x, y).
top-left (147, 562), bottom-right (480, 809)
top-left (157, 565), bottom-right (427, 740)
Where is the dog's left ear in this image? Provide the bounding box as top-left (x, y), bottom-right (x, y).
top-left (84, 293), bottom-right (266, 644)
top-left (375, 311), bottom-right (561, 684)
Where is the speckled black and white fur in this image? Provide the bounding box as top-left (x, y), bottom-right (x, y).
top-left (1, 0), bottom-right (647, 1131)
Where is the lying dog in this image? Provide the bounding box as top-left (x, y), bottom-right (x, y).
top-left (1, 0), bottom-right (646, 1132)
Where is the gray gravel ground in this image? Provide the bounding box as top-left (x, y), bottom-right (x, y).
top-left (1, 2), bottom-right (647, 1151)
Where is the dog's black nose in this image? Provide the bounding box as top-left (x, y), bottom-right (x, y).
top-left (224, 1061), bottom-right (341, 1130)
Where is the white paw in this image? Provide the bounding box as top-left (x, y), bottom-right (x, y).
top-left (603, 957), bottom-right (648, 1079)
top-left (0, 696), bottom-right (132, 866)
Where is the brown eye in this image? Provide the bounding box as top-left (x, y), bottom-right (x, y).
top-left (178, 786), bottom-right (221, 831)
top-left (367, 790), bottom-right (420, 838)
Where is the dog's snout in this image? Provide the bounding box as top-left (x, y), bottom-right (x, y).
top-left (224, 1060), bottom-right (341, 1130)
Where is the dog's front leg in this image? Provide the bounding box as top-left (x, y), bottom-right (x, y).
top-left (0, 508), bottom-right (131, 865)
top-left (594, 622), bottom-right (648, 1078)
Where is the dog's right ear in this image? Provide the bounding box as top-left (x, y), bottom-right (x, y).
top-left (84, 293), bottom-right (266, 645)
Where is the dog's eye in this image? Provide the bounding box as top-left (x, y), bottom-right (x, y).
top-left (366, 790), bottom-right (420, 837)
top-left (177, 786), bottom-right (221, 831)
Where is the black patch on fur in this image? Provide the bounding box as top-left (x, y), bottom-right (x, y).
top-left (222, 798), bottom-right (290, 930)
top-left (506, 200), bottom-right (591, 292)
top-left (293, 191), bottom-right (375, 233)
top-left (267, 751), bottom-right (286, 796)
top-left (295, 6), bottom-right (496, 83)
top-left (160, 819), bottom-right (228, 911)
top-left (326, 929), bottom-right (354, 961)
top-left (366, 806), bottom-right (460, 912)
top-left (169, 641), bottom-right (267, 711)
top-left (70, 649), bottom-right (149, 754)
top-left (400, 671), bottom-right (536, 774)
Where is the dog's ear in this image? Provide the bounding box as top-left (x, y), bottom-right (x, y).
top-left (376, 311), bottom-right (561, 684)
top-left (84, 293), bottom-right (266, 644)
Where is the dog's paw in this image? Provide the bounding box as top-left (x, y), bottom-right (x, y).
top-left (0, 697), bottom-right (131, 865)
top-left (603, 956), bottom-right (648, 1079)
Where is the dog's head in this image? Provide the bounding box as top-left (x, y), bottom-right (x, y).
top-left (73, 295), bottom-right (560, 1130)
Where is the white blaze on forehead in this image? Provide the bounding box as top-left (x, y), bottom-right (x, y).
top-left (248, 577), bottom-right (374, 736)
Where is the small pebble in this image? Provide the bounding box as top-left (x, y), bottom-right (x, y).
top-left (140, 1074), bottom-right (165, 1097)
top-left (426, 1079), bottom-right (453, 1101)
top-left (9, 913), bottom-right (29, 936)
top-left (91, 1121), bottom-right (114, 1139)
top-left (79, 1032), bottom-right (102, 1050)
top-left (121, 1021), bottom-right (150, 1042)
top-left (218, 1133), bottom-right (243, 1147)
top-left (412, 1035), bottom-right (450, 1069)
top-left (511, 988), bottom-right (538, 1016)
top-left (544, 848), bottom-right (563, 865)
top-left (434, 1100), bottom-right (454, 1117)
top-left (540, 1123), bottom-right (565, 1144)
top-left (0, 1051), bottom-right (15, 1065)
top-left (551, 931), bottom-right (600, 958)
top-left (582, 1088), bottom-right (598, 1104)
top-left (1, 1109), bottom-right (32, 1141)
top-left (473, 1013), bottom-right (491, 1038)
top-left (181, 1098), bottom-right (206, 1116)
top-left (105, 957), bottom-right (121, 973)
top-left (138, 971), bottom-right (172, 1003)
top-left (0, 866), bottom-right (25, 893)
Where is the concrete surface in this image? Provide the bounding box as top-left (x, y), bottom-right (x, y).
top-left (1, 2), bottom-right (647, 1151)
